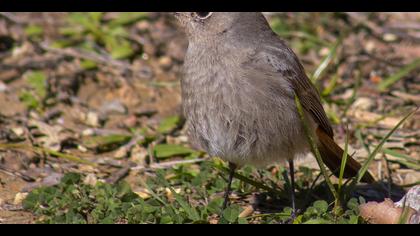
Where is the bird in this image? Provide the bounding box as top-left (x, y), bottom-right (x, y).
top-left (174, 12), bottom-right (375, 215)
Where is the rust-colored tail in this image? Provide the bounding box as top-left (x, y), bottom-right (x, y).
top-left (316, 128), bottom-right (375, 183)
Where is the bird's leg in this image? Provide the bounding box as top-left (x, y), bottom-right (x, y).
top-left (222, 162), bottom-right (237, 210)
top-left (288, 159), bottom-right (297, 219)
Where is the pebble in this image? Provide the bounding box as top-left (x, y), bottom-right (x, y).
top-left (158, 56), bottom-right (172, 70)
top-left (42, 173), bottom-right (64, 186)
top-left (83, 173), bottom-right (98, 186)
top-left (365, 41), bottom-right (376, 53)
top-left (77, 145), bottom-right (88, 153)
top-left (123, 115), bottom-right (138, 128)
top-left (136, 21), bottom-right (150, 31)
top-left (131, 146), bottom-right (148, 165)
top-left (114, 147), bottom-right (129, 159)
top-left (0, 82), bottom-right (8, 92)
top-left (319, 47), bottom-right (330, 57)
top-left (82, 129), bottom-right (95, 136)
top-left (11, 127), bottom-right (25, 137)
top-left (86, 111), bottom-right (100, 127)
top-left (383, 33), bottom-right (398, 42)
top-left (352, 97), bottom-right (375, 111)
top-left (100, 100), bottom-right (127, 116)
top-left (134, 189), bottom-right (151, 199)
top-left (79, 165), bottom-right (96, 173)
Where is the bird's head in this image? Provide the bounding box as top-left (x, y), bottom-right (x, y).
top-left (174, 12), bottom-right (270, 43)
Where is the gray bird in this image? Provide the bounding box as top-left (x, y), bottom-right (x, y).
top-left (174, 12), bottom-right (374, 214)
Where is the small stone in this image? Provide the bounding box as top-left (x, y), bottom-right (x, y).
top-left (83, 173), bottom-right (98, 186)
top-left (209, 217), bottom-right (219, 225)
top-left (319, 47), bottom-right (330, 57)
top-left (365, 41), bottom-right (376, 53)
top-left (42, 173), bottom-right (63, 187)
top-left (383, 33), bottom-right (397, 42)
top-left (77, 145), bottom-right (88, 153)
top-left (100, 100), bottom-right (127, 116)
top-left (13, 192), bottom-right (28, 205)
top-left (158, 56), bottom-right (172, 69)
top-left (390, 163), bottom-right (400, 170)
top-left (352, 97), bottom-right (375, 111)
top-left (79, 165), bottom-right (96, 173)
top-left (131, 146), bottom-right (148, 164)
top-left (11, 127), bottom-right (25, 137)
top-left (123, 115), bottom-right (138, 127)
top-left (134, 189), bottom-right (151, 199)
top-left (136, 21), bottom-right (150, 31)
top-left (82, 129), bottom-right (95, 136)
top-left (86, 112), bottom-right (100, 127)
top-left (0, 81), bottom-right (8, 92)
top-left (114, 147), bottom-right (129, 159)
top-left (177, 135), bottom-right (189, 143)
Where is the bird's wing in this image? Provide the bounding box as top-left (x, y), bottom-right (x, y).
top-left (239, 43), bottom-right (377, 183)
top-left (241, 43), bottom-right (334, 137)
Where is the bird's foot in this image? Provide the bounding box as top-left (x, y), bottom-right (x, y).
top-left (283, 209), bottom-right (299, 224)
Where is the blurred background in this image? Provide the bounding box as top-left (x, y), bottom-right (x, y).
top-left (0, 13), bottom-right (419, 223)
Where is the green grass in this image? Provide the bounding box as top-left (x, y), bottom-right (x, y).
top-left (23, 164), bottom-right (365, 224)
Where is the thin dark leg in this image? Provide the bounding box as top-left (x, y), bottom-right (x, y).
top-left (222, 162), bottom-right (236, 210)
top-left (288, 159), bottom-right (296, 218)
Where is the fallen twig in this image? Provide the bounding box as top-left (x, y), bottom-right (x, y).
top-left (0, 164), bottom-right (35, 182)
top-left (39, 42), bottom-right (133, 73)
top-left (131, 158), bottom-right (208, 171)
top-left (105, 166), bottom-right (131, 184)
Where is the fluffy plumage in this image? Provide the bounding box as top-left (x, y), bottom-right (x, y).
top-left (176, 12), bottom-right (374, 183)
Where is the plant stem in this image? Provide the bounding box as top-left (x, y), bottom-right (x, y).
top-left (294, 95), bottom-right (339, 202)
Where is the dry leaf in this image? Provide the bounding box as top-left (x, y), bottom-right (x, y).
top-left (359, 198), bottom-right (417, 224)
top-left (29, 120), bottom-right (70, 151)
top-left (13, 192), bottom-right (28, 205)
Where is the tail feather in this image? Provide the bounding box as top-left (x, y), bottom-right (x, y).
top-left (316, 128), bottom-right (375, 184)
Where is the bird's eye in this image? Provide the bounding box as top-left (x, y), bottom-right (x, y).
top-left (195, 12), bottom-right (212, 19)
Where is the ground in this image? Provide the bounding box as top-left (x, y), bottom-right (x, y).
top-left (0, 12), bottom-right (419, 224)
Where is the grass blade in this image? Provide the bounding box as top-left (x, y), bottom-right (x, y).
top-left (213, 162), bottom-right (282, 195)
top-left (383, 148), bottom-right (420, 164)
top-left (311, 37), bottom-right (343, 83)
top-left (294, 95), bottom-right (339, 200)
top-left (169, 186), bottom-right (200, 221)
top-left (355, 128), bottom-right (371, 156)
top-left (383, 148), bottom-right (420, 170)
top-left (322, 74), bottom-right (339, 97)
top-left (0, 143), bottom-right (96, 166)
top-left (378, 58), bottom-right (420, 92)
top-left (398, 198), bottom-right (412, 224)
top-left (353, 108), bottom-right (418, 184)
top-left (338, 130), bottom-right (350, 194)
